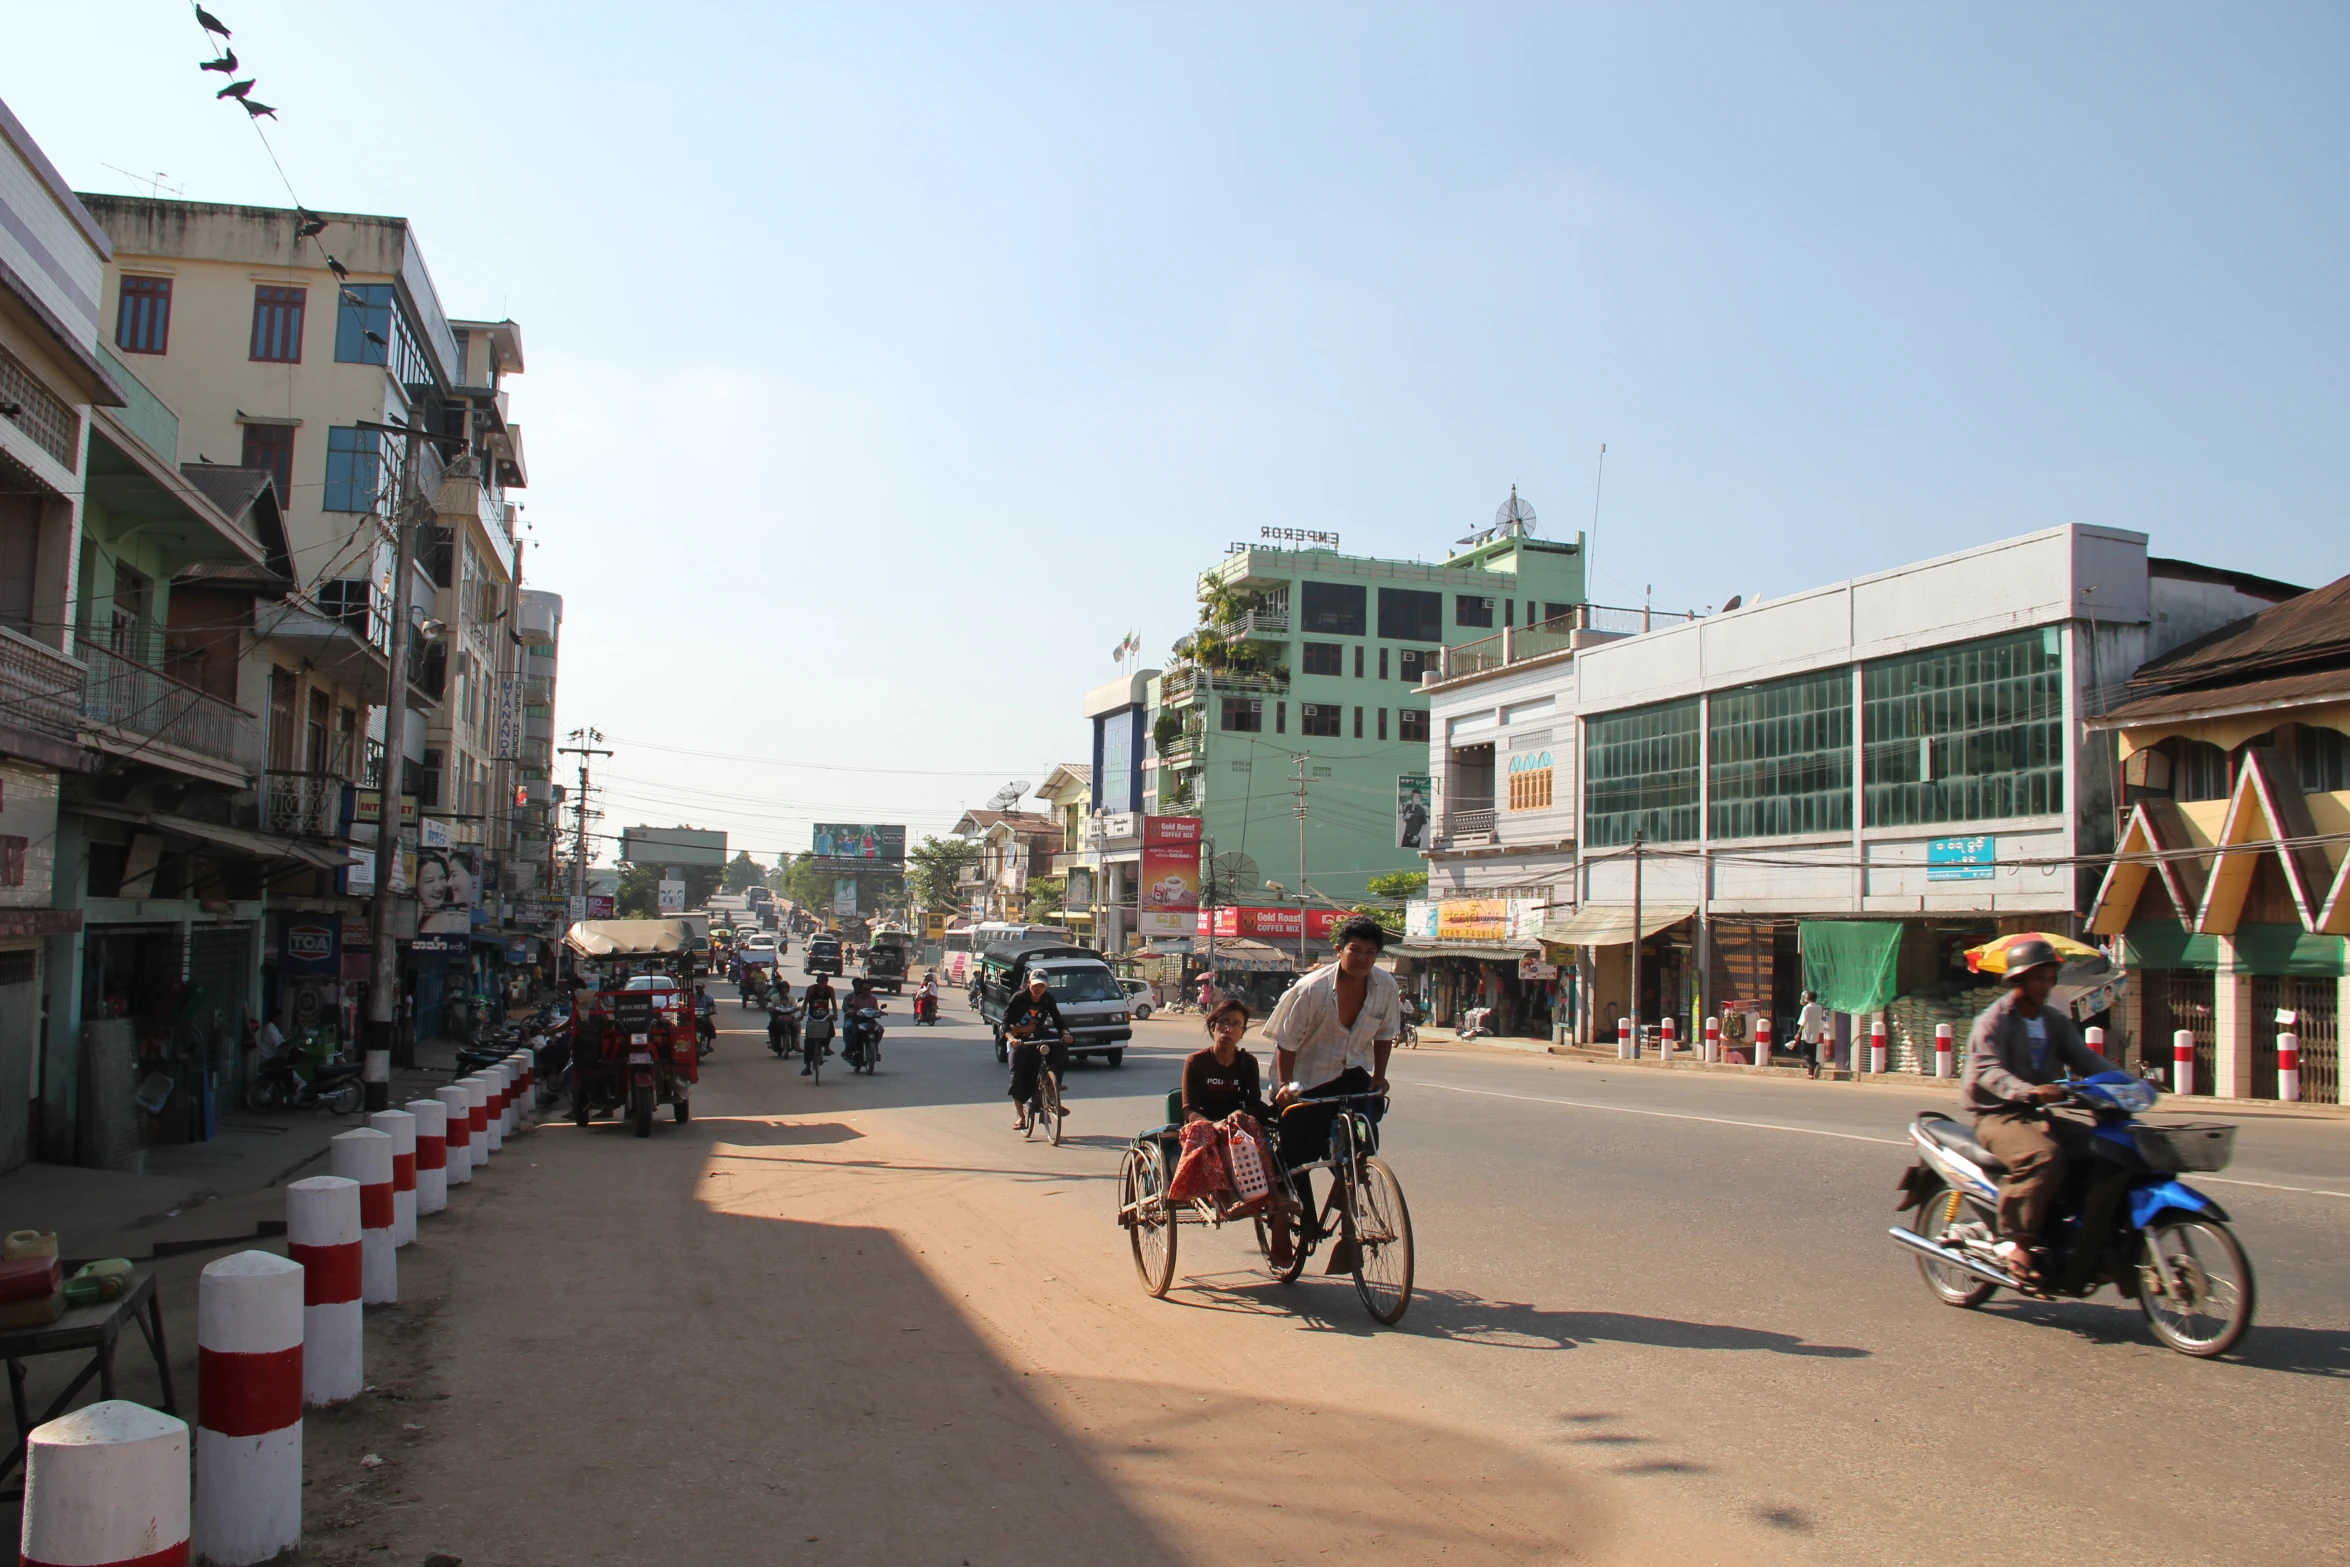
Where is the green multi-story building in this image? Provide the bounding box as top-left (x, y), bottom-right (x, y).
top-left (1143, 517), bottom-right (1587, 925)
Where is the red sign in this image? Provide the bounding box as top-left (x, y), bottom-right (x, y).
top-left (1139, 815), bottom-right (1201, 919)
top-left (1195, 906), bottom-right (1345, 940)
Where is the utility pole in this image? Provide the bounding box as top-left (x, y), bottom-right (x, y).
top-left (364, 421), bottom-right (430, 1111)
top-left (1628, 828), bottom-right (1645, 1055)
top-left (559, 729), bottom-right (611, 901)
top-left (1292, 754), bottom-right (1311, 971)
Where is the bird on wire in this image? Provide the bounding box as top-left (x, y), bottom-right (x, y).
top-left (194, 5), bottom-right (231, 38)
top-left (326, 257), bottom-right (350, 281)
top-left (297, 214), bottom-right (328, 239)
top-left (215, 77), bottom-right (254, 100)
top-left (239, 99), bottom-right (277, 119)
top-left (199, 47), bottom-right (237, 74)
top-left (364, 330), bottom-right (387, 349)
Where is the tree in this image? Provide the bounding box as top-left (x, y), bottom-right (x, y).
top-left (905, 835), bottom-right (981, 911)
top-left (1351, 869), bottom-right (1428, 936)
top-left (779, 852), bottom-right (835, 914)
top-left (721, 851), bottom-right (766, 893)
top-left (1025, 875), bottom-right (1067, 919)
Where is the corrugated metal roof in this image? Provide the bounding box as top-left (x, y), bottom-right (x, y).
top-left (2126, 573), bottom-right (2350, 693)
top-left (2092, 667), bottom-right (2350, 726)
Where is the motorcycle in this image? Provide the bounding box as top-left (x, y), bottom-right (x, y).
top-left (914, 988), bottom-right (939, 1025)
top-left (766, 998), bottom-right (802, 1060)
top-left (801, 1005), bottom-right (836, 1083)
top-left (697, 1007), bottom-right (717, 1059)
top-left (1891, 1071), bottom-right (2254, 1358)
top-left (741, 969), bottom-right (770, 1009)
top-left (843, 1005), bottom-right (884, 1074)
top-left (245, 1050), bottom-right (366, 1116)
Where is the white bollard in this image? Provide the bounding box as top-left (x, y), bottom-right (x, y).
top-left (461, 1075), bottom-right (491, 1169)
top-left (1659, 1016), bottom-right (1677, 1058)
top-left (2174, 1029), bottom-right (2195, 1097)
top-left (1704, 1016), bottom-right (1720, 1064)
top-left (194, 1251), bottom-right (304, 1565)
top-left (284, 1177), bottom-right (362, 1408)
top-left (1617, 1017), bottom-right (1632, 1061)
top-left (475, 1071), bottom-right (504, 1157)
top-left (507, 1055), bottom-right (530, 1129)
top-left (435, 1084), bottom-right (475, 1186)
top-left (2280, 1031), bottom-right (2301, 1103)
top-left (500, 1058), bottom-right (522, 1134)
top-left (20, 1400), bottom-right (189, 1567)
top-left (1753, 1014), bottom-right (1773, 1065)
top-left (329, 1128), bottom-right (396, 1305)
top-left (369, 1109), bottom-right (417, 1247)
top-left (1869, 1017), bottom-right (1887, 1075)
top-left (408, 1098), bottom-right (449, 1214)
top-left (1934, 1022), bottom-right (1954, 1079)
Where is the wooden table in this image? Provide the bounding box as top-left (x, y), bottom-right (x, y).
top-left (0, 1268), bottom-right (176, 1495)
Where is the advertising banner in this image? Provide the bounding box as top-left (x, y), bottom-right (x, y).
top-left (833, 877), bottom-right (859, 915)
top-left (278, 914), bottom-right (338, 975)
top-left (1193, 906), bottom-right (1346, 941)
top-left (495, 678), bottom-right (522, 761)
top-left (417, 847), bottom-right (480, 935)
top-left (1402, 900), bottom-right (1438, 940)
top-left (1396, 774), bottom-right (1432, 850)
top-left (586, 895), bottom-right (615, 919)
top-left (1436, 899), bottom-right (1510, 941)
top-left (342, 846), bottom-right (375, 897)
top-left (657, 879), bottom-right (686, 914)
top-left (1139, 813), bottom-right (1200, 919)
top-left (1927, 835), bottom-right (1995, 882)
top-left (813, 824), bottom-right (906, 863)
top-left (347, 790), bottom-right (418, 829)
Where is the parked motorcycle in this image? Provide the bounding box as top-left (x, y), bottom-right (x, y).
top-left (1891, 1071), bottom-right (2254, 1357)
top-left (245, 1051), bottom-right (366, 1116)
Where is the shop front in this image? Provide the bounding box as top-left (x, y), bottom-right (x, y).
top-left (1392, 897), bottom-right (1555, 1038)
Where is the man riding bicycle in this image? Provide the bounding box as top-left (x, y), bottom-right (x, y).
top-left (1259, 914), bottom-right (1401, 1270)
top-left (1003, 969), bottom-right (1071, 1132)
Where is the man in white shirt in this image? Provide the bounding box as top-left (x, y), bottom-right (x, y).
top-left (1259, 915), bottom-right (1401, 1271)
top-left (1796, 991), bottom-right (1829, 1077)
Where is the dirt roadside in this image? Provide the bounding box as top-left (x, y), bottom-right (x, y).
top-left (302, 1031), bottom-right (1811, 1567)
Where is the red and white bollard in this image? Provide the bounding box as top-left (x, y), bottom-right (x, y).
top-left (368, 1109), bottom-right (416, 1247)
top-left (329, 1128), bottom-right (396, 1304)
top-left (502, 1057), bottom-right (524, 1133)
top-left (485, 1065), bottom-right (510, 1143)
top-left (407, 1098), bottom-right (449, 1214)
top-left (461, 1076), bottom-right (491, 1170)
top-left (1753, 1013), bottom-right (1773, 1065)
top-left (1617, 1018), bottom-right (1632, 1060)
top-left (473, 1072), bottom-right (504, 1157)
top-left (1659, 1016), bottom-right (1677, 1058)
top-left (284, 1176), bottom-right (361, 1408)
top-left (510, 1053), bottom-right (533, 1126)
top-left (2174, 1029), bottom-right (2196, 1096)
top-left (194, 1250), bottom-right (304, 1565)
top-left (1934, 1022), bottom-right (1954, 1079)
top-left (1703, 1016), bottom-right (1720, 1064)
top-left (20, 1400), bottom-right (189, 1567)
top-left (1869, 1017), bottom-right (1887, 1075)
top-left (434, 1085), bottom-right (474, 1187)
top-left (2279, 1031), bottom-right (2302, 1103)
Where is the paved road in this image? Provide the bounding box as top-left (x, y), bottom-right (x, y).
top-left (371, 957), bottom-right (2348, 1565)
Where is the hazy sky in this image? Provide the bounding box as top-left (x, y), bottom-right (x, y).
top-left (10, 3), bottom-right (2345, 866)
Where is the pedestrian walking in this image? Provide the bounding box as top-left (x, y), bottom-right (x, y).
top-left (1797, 990), bottom-right (1829, 1077)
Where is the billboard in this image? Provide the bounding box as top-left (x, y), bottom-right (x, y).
top-left (621, 826), bottom-right (728, 868)
top-left (1436, 899), bottom-right (1509, 941)
top-left (1195, 906), bottom-right (1347, 941)
top-left (833, 877), bottom-right (859, 914)
top-left (417, 847), bottom-right (480, 935)
top-left (813, 824), bottom-right (906, 863)
top-left (657, 879), bottom-right (686, 914)
top-left (1397, 774), bottom-right (1431, 850)
top-left (1138, 815), bottom-right (1201, 937)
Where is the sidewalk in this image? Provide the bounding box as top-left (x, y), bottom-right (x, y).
top-left (0, 1055), bottom-right (462, 1264)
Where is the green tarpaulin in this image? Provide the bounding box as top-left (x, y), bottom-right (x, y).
top-left (1800, 921), bottom-right (1904, 1014)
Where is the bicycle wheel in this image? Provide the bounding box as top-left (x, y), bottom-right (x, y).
top-left (1253, 1207), bottom-right (1306, 1284)
top-left (1349, 1156), bottom-right (1414, 1324)
top-left (1043, 1074), bottom-right (1064, 1147)
top-left (1121, 1142), bottom-right (1178, 1298)
top-left (2138, 1218), bottom-right (2255, 1358)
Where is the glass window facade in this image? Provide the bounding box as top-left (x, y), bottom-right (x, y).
top-left (1863, 627), bottom-right (2064, 826)
top-left (1709, 668), bottom-right (1852, 839)
top-left (1378, 587), bottom-right (1443, 642)
top-left (322, 427), bottom-right (385, 512)
top-left (1299, 581), bottom-right (1365, 636)
top-left (1584, 699), bottom-right (1700, 846)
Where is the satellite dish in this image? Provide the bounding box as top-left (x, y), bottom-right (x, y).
top-left (1493, 485), bottom-right (1537, 535)
top-left (982, 780), bottom-right (1031, 813)
top-left (1720, 594), bottom-right (1743, 613)
top-left (1203, 851), bottom-right (1261, 905)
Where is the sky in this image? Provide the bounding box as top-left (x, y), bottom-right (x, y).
top-left (8, 2), bottom-right (2345, 868)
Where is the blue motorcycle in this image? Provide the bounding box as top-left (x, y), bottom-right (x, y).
top-left (1891, 1072), bottom-right (2254, 1357)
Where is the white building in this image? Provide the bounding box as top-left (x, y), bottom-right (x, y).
top-left (1421, 525), bottom-right (2301, 1059)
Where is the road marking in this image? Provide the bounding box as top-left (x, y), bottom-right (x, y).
top-left (1411, 1081), bottom-right (2350, 1198)
top-left (1409, 1080), bottom-right (1908, 1146)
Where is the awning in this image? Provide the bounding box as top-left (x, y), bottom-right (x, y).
top-left (1537, 904), bottom-right (1696, 947)
top-left (564, 918), bottom-right (698, 957)
top-left (1204, 937), bottom-right (1294, 972)
top-left (1392, 943), bottom-right (1535, 963)
top-left (70, 799), bottom-right (354, 871)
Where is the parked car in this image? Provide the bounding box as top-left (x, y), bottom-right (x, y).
top-left (1119, 977), bottom-right (1155, 1020)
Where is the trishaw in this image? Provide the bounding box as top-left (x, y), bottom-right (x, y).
top-left (562, 919), bottom-right (702, 1137)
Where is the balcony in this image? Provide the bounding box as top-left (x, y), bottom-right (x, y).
top-left (1218, 605), bottom-right (1289, 638)
top-left (1160, 668), bottom-right (1288, 707)
top-left (1437, 604), bottom-right (1704, 684)
top-left (262, 772), bottom-right (347, 839)
top-left (1159, 722), bottom-right (1205, 764)
top-left (1443, 809), bottom-right (1497, 844)
top-left (78, 637), bottom-right (263, 781)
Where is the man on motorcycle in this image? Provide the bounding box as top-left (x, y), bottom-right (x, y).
top-left (915, 973), bottom-right (939, 1023)
top-left (1003, 970), bottom-right (1070, 1131)
top-left (695, 983), bottom-right (717, 1052)
top-left (800, 976), bottom-right (837, 1075)
top-left (1963, 938), bottom-right (2117, 1285)
top-left (844, 978), bottom-right (883, 1068)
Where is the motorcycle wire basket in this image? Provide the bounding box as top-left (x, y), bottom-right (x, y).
top-left (2130, 1122), bottom-right (2237, 1174)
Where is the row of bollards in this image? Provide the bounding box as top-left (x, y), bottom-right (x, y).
top-left (19, 1051), bottom-right (539, 1566)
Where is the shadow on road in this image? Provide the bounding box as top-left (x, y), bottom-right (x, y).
top-left (1983, 1295), bottom-right (2350, 1377)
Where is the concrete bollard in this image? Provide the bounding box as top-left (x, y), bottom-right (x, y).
top-left (461, 1076), bottom-right (490, 1169)
top-left (2174, 1029), bottom-right (2195, 1096)
top-left (368, 1109), bottom-right (417, 1247)
top-left (434, 1084), bottom-right (474, 1186)
top-left (500, 1058), bottom-right (521, 1134)
top-left (1869, 1017), bottom-right (1887, 1076)
top-left (1616, 1017), bottom-right (1632, 1061)
top-left (472, 1072), bottom-right (503, 1158)
top-left (329, 1128), bottom-right (396, 1304)
top-left (1934, 1022), bottom-right (1954, 1078)
top-left (484, 1065), bottom-right (509, 1143)
top-left (194, 1251), bottom-right (304, 1565)
top-left (407, 1098), bottom-right (449, 1214)
top-left (284, 1177), bottom-right (362, 1408)
top-left (1703, 1016), bottom-right (1720, 1064)
top-left (20, 1400), bottom-right (189, 1567)
top-left (512, 1053), bottom-right (535, 1124)
top-left (1753, 1014), bottom-right (1772, 1065)
top-left (1659, 1016), bottom-right (1677, 1058)
top-left (2280, 1031), bottom-right (2301, 1103)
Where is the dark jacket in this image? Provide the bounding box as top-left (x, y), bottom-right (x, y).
top-left (1001, 990), bottom-right (1066, 1041)
top-left (1963, 989), bottom-right (2115, 1113)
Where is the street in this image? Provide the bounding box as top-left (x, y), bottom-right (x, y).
top-left (329, 954), bottom-right (2350, 1567)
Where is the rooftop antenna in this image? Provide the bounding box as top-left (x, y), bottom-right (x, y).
top-left (1458, 485), bottom-right (1540, 550)
top-left (103, 163), bottom-right (184, 198)
top-left (1588, 442), bottom-right (1607, 587)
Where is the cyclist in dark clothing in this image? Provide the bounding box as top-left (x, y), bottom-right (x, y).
top-left (1003, 971), bottom-right (1070, 1130)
